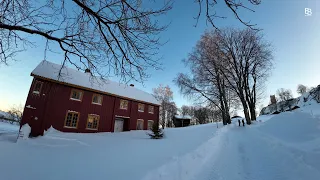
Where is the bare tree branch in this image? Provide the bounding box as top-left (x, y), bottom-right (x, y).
top-left (0, 0), bottom-right (172, 83)
top-left (195, 0), bottom-right (261, 30)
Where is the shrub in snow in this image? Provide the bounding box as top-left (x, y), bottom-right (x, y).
top-left (148, 122), bottom-right (164, 139)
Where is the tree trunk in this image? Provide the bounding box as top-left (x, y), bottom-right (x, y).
top-left (240, 94), bottom-right (251, 125)
top-left (222, 88), bottom-right (231, 124)
top-left (249, 105), bottom-right (256, 121)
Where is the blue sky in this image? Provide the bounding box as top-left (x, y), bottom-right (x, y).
top-left (0, 0), bottom-right (319, 111)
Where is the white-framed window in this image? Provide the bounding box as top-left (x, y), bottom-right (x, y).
top-left (70, 89), bottom-right (83, 101)
top-left (64, 111), bottom-right (79, 128)
top-left (92, 94), bottom-right (103, 105)
top-left (120, 99), bottom-right (128, 110)
top-left (136, 119), bottom-right (144, 130)
top-left (138, 103), bottom-right (145, 112)
top-left (32, 80), bottom-right (43, 94)
top-left (86, 114), bottom-right (100, 130)
top-left (148, 120), bottom-right (154, 130)
top-left (148, 105), bottom-right (154, 114)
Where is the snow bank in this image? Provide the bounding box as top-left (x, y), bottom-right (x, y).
top-left (256, 108), bottom-right (320, 172)
top-left (18, 124), bottom-right (31, 140)
top-left (0, 122), bottom-right (220, 180)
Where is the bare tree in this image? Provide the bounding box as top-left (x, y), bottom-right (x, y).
top-left (194, 106), bottom-right (209, 124)
top-left (152, 84), bottom-right (174, 129)
top-left (174, 30), bottom-right (238, 125)
top-left (0, 0), bottom-right (172, 82)
top-left (195, 0), bottom-right (262, 30)
top-left (166, 102), bottom-right (178, 127)
top-left (308, 85), bottom-right (320, 103)
top-left (211, 28), bottom-right (272, 124)
top-left (178, 28), bottom-right (273, 125)
top-left (6, 104), bottom-right (23, 124)
top-left (297, 84), bottom-right (307, 95)
top-left (276, 88), bottom-right (293, 102)
top-left (180, 105), bottom-right (194, 116)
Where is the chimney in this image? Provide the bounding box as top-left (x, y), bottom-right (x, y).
top-left (130, 84), bottom-right (134, 87)
top-left (85, 68), bottom-right (91, 73)
top-left (270, 95), bottom-right (276, 104)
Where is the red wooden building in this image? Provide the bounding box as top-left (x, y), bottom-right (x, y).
top-left (21, 61), bottom-right (160, 136)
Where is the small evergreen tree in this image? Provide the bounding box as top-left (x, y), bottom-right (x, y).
top-left (148, 122), bottom-right (164, 139)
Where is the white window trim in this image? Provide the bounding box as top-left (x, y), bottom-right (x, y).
top-left (86, 127), bottom-right (98, 130)
top-left (137, 119), bottom-right (144, 130)
top-left (63, 126), bottom-right (77, 129)
top-left (64, 110), bottom-right (79, 128)
top-left (70, 89), bottom-right (83, 101)
top-left (138, 104), bottom-right (145, 112)
top-left (86, 114), bottom-right (100, 130)
top-left (92, 94), bottom-right (103, 105)
top-left (92, 102), bottom-right (102, 105)
top-left (32, 91), bottom-right (40, 94)
top-left (120, 100), bottom-right (128, 110)
top-left (70, 98), bottom-right (81, 101)
top-left (86, 114), bottom-right (100, 131)
top-left (68, 110), bottom-right (78, 113)
top-left (26, 105), bottom-right (36, 110)
top-left (148, 120), bottom-right (154, 129)
top-left (115, 115), bottom-right (130, 118)
top-left (148, 106), bottom-right (154, 114)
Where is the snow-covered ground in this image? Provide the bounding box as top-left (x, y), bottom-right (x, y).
top-left (0, 121), bottom-right (19, 143)
top-left (0, 122), bottom-right (19, 133)
top-left (0, 122), bottom-right (223, 180)
top-left (1, 104), bottom-right (320, 180)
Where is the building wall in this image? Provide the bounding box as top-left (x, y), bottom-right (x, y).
top-left (21, 77), bottom-right (159, 135)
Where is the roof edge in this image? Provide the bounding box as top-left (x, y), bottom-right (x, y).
top-left (32, 74), bottom-right (160, 106)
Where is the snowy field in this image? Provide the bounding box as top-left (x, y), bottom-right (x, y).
top-left (0, 122), bottom-right (19, 133)
top-left (1, 104), bottom-right (320, 180)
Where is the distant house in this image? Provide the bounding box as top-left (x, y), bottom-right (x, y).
top-left (173, 115), bottom-right (191, 127)
top-left (231, 116), bottom-right (243, 122)
top-left (231, 115), bottom-right (242, 119)
top-left (21, 61), bottom-right (160, 136)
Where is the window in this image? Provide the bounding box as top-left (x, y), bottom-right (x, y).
top-left (86, 114), bottom-right (100, 130)
top-left (64, 111), bottom-right (79, 128)
top-left (136, 119), bottom-right (144, 130)
top-left (70, 89), bottom-right (83, 101)
top-left (120, 99), bottom-right (128, 110)
top-left (138, 103), bottom-right (144, 112)
top-left (32, 81), bottom-right (43, 94)
top-left (92, 94), bottom-right (103, 105)
top-left (148, 105), bottom-right (154, 114)
top-left (148, 120), bottom-right (154, 130)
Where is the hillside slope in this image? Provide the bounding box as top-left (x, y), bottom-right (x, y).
top-left (260, 85), bottom-right (320, 115)
top-left (194, 105), bottom-right (320, 180)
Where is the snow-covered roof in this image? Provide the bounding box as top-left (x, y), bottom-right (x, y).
top-left (31, 60), bottom-right (160, 105)
top-left (174, 115), bottom-right (192, 119)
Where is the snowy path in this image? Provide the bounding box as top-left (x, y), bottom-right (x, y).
top-left (198, 124), bottom-right (320, 180)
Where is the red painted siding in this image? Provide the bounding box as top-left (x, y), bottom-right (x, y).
top-left (21, 77), bottom-right (159, 136)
